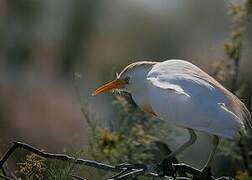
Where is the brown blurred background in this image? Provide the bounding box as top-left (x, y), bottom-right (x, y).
top-left (0, 0), bottom-right (251, 155)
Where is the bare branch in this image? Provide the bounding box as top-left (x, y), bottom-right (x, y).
top-left (0, 141), bottom-right (116, 172)
top-left (0, 141), bottom-right (232, 180)
top-left (72, 174), bottom-right (87, 180)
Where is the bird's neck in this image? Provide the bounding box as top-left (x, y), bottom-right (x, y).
top-left (131, 88), bottom-right (156, 116)
top-left (130, 75), bottom-right (156, 116)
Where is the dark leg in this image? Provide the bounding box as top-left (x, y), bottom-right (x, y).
top-left (157, 128), bottom-right (197, 176)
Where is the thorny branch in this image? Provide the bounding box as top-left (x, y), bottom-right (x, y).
top-left (0, 141), bottom-right (232, 180)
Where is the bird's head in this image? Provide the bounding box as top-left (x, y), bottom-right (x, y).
top-left (92, 61), bottom-right (157, 96)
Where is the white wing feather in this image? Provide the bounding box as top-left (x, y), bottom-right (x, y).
top-left (147, 77), bottom-right (190, 97)
top-left (147, 60), bottom-right (245, 140)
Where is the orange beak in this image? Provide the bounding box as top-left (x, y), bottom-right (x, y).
top-left (92, 79), bottom-right (127, 96)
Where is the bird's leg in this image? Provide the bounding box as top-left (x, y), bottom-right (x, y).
top-left (204, 135), bottom-right (219, 169)
top-left (194, 135), bottom-right (219, 180)
top-left (167, 129), bottom-right (197, 159)
top-left (157, 128), bottom-right (197, 177)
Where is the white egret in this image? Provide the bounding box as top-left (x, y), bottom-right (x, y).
top-left (93, 59), bottom-right (251, 176)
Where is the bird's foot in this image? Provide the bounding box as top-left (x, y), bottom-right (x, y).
top-left (156, 158), bottom-right (176, 177)
top-left (193, 167), bottom-right (213, 180)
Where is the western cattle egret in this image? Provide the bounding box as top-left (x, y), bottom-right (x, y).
top-left (93, 59), bottom-right (251, 174)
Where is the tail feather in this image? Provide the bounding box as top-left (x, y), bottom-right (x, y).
top-left (238, 100), bottom-right (252, 129)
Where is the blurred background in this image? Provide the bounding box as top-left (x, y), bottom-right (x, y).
top-left (0, 0), bottom-right (252, 179)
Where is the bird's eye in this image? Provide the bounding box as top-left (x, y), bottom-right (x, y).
top-left (124, 77), bottom-right (130, 84)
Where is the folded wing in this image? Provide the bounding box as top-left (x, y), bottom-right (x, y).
top-left (146, 60), bottom-right (250, 140)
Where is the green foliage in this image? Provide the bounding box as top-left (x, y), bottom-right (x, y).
top-left (224, 0), bottom-right (252, 61)
top-left (86, 94), bottom-right (161, 164)
top-left (235, 171), bottom-right (252, 180)
top-left (77, 94), bottom-right (176, 179)
top-left (214, 0), bottom-right (252, 89)
top-left (219, 0), bottom-right (252, 177)
top-left (224, 3), bottom-right (246, 61)
top-left (246, 0), bottom-right (252, 14)
top-left (44, 159), bottom-right (76, 180)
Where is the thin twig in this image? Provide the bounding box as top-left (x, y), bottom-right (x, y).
top-left (113, 169), bottom-right (145, 180)
top-left (0, 141), bottom-right (116, 172)
top-left (0, 143), bottom-right (18, 168)
top-left (109, 168), bottom-right (132, 179)
top-left (72, 174), bottom-right (87, 180)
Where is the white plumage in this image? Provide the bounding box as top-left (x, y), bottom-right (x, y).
top-left (93, 59), bottom-right (251, 172)
top-left (146, 60), bottom-right (249, 140)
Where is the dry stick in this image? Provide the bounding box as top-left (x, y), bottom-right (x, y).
top-left (0, 142), bottom-right (116, 172)
top-left (114, 169), bottom-right (144, 180)
top-left (110, 168), bottom-right (134, 179)
top-left (72, 174), bottom-right (87, 180)
top-left (0, 141), bottom-right (221, 180)
top-left (0, 141), bottom-right (156, 179)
